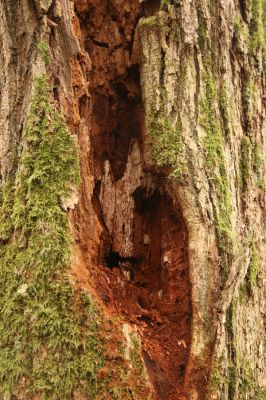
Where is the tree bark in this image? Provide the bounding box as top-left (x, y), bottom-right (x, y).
top-left (0, 1), bottom-right (265, 399)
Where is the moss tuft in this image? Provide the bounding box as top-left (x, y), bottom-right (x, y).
top-left (148, 115), bottom-right (187, 180)
top-left (247, 243), bottom-right (259, 292)
top-left (37, 40), bottom-right (50, 67)
top-left (160, 0), bottom-right (171, 10)
top-left (160, 0), bottom-right (178, 10)
top-left (209, 361), bottom-right (225, 392)
top-left (138, 16), bottom-right (159, 28)
top-left (0, 179), bottom-right (15, 241)
top-left (0, 75), bottom-right (96, 398)
top-left (252, 140), bottom-right (263, 172)
top-left (226, 303), bottom-right (237, 399)
top-left (225, 298), bottom-right (265, 399)
top-left (239, 134), bottom-right (263, 192)
top-left (234, 14), bottom-right (249, 46)
top-left (253, 388), bottom-right (266, 399)
top-left (199, 65), bottom-right (233, 270)
top-left (219, 85), bottom-right (232, 139)
top-left (0, 75), bottom-right (149, 399)
top-left (129, 334), bottom-right (147, 381)
top-left (239, 136), bottom-right (252, 188)
top-left (249, 0), bottom-right (265, 53)
top-left (197, 11), bottom-right (208, 52)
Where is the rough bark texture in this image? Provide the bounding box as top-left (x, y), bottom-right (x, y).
top-left (0, 1), bottom-right (265, 400)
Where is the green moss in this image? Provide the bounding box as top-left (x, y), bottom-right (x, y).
top-left (199, 66), bottom-right (233, 268)
top-left (226, 303), bottom-right (237, 399)
top-left (250, 0), bottom-right (265, 53)
top-left (239, 358), bottom-right (253, 396)
top-left (239, 136), bottom-right (252, 188)
top-left (197, 11), bottom-right (208, 52)
top-left (219, 85), bottom-right (232, 139)
top-left (37, 40), bottom-right (50, 67)
top-left (238, 357), bottom-right (265, 399)
top-left (0, 75), bottom-right (150, 399)
top-left (232, 2), bottom-right (265, 79)
top-left (160, 0), bottom-right (171, 9)
top-left (234, 14), bottom-right (249, 44)
top-left (209, 353), bottom-right (262, 399)
top-left (129, 334), bottom-right (147, 381)
top-left (248, 0), bottom-right (266, 86)
top-left (148, 114), bottom-right (187, 180)
top-left (0, 76), bottom-right (102, 398)
top-left (160, 0), bottom-right (178, 10)
top-left (110, 384), bottom-right (136, 400)
top-left (138, 16), bottom-right (158, 28)
top-left (209, 362), bottom-right (225, 391)
top-left (228, 363), bottom-right (237, 399)
top-left (225, 298), bottom-right (265, 399)
top-left (247, 243), bottom-right (259, 292)
top-left (253, 388), bottom-right (266, 399)
top-left (243, 78), bottom-right (256, 128)
top-left (0, 178), bottom-right (15, 241)
top-left (252, 140), bottom-right (263, 171)
top-left (239, 135), bottom-right (263, 191)
top-left (239, 283), bottom-right (249, 303)
top-left (251, 139), bottom-right (264, 190)
top-left (262, 0), bottom-right (266, 88)
top-left (141, 13), bottom-right (188, 181)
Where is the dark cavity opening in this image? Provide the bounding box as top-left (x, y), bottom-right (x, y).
top-left (99, 185), bottom-right (191, 399)
top-left (104, 250), bottom-right (138, 270)
top-left (89, 65), bottom-right (144, 181)
top-left (77, 1), bottom-right (192, 398)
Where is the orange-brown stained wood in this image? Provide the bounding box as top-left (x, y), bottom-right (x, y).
top-left (72, 1), bottom-right (192, 399)
top-left (102, 190), bottom-right (192, 400)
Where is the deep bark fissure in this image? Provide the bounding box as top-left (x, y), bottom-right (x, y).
top-left (76, 2), bottom-right (192, 399)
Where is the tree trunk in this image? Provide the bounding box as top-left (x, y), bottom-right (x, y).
top-left (0, 1), bottom-right (265, 399)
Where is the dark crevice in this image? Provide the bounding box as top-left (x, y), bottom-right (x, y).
top-left (90, 38), bottom-right (109, 48)
top-left (53, 86), bottom-right (59, 102)
top-left (194, 45), bottom-right (200, 122)
top-left (89, 66), bottom-right (143, 180)
top-left (138, 315), bottom-right (153, 324)
top-left (99, 184), bottom-right (191, 399)
top-left (53, 78), bottom-right (60, 103)
top-left (104, 250), bottom-right (139, 270)
top-left (142, 0), bottom-right (161, 17)
top-left (28, 0), bottom-right (40, 20)
top-left (239, 0), bottom-right (248, 23)
top-left (78, 94), bottom-right (89, 119)
top-left (76, 2), bottom-right (192, 399)
top-left (47, 0), bottom-right (60, 21)
top-left (111, 43), bottom-right (123, 53)
top-left (91, 183), bottom-right (112, 263)
top-left (143, 351), bottom-right (169, 399)
top-left (127, 18), bottom-right (141, 57)
top-left (159, 49), bottom-right (166, 85)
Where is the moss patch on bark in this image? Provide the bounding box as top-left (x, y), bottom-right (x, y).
top-left (199, 66), bottom-right (233, 272)
top-left (148, 114), bottom-right (187, 180)
top-left (0, 76), bottom-right (149, 399)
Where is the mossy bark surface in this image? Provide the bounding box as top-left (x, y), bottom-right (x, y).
top-left (0, 1), bottom-right (265, 399)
